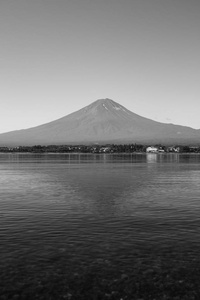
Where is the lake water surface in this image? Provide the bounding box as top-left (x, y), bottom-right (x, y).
top-left (1, 153), bottom-right (200, 299)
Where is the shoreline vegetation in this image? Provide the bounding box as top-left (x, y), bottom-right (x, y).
top-left (0, 144), bottom-right (200, 154)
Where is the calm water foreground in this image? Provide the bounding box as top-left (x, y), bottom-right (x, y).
top-left (1, 153), bottom-right (200, 299)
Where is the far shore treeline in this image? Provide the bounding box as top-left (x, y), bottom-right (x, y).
top-left (0, 144), bottom-right (200, 153)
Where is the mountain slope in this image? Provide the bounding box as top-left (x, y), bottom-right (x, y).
top-left (0, 98), bottom-right (200, 146)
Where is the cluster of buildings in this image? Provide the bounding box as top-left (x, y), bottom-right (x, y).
top-left (146, 146), bottom-right (180, 153)
top-left (146, 145), bottom-right (200, 153)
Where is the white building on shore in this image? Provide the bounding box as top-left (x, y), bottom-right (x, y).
top-left (146, 146), bottom-right (158, 153)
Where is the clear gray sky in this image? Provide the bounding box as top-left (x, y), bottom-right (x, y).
top-left (1, 0), bottom-right (200, 133)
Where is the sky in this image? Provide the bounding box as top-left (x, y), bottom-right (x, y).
top-left (0, 0), bottom-right (200, 133)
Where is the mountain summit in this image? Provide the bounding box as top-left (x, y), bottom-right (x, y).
top-left (0, 98), bottom-right (200, 146)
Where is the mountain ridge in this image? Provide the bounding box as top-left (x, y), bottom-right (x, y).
top-left (0, 98), bottom-right (200, 146)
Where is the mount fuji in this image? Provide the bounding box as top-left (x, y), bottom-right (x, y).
top-left (0, 98), bottom-right (200, 146)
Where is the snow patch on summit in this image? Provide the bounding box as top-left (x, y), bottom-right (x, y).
top-left (113, 106), bottom-right (130, 115)
top-left (103, 104), bottom-right (108, 110)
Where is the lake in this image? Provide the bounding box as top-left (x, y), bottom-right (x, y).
top-left (1, 153), bottom-right (200, 299)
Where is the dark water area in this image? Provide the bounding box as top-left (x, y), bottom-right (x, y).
top-left (1, 153), bottom-right (200, 299)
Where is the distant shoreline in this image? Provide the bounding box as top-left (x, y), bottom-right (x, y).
top-left (1, 143), bottom-right (200, 154)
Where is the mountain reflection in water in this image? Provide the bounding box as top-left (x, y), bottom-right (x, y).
top-left (1, 153), bottom-right (200, 299)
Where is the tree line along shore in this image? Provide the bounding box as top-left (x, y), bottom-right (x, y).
top-left (0, 144), bottom-right (200, 153)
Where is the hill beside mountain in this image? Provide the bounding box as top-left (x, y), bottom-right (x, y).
top-left (0, 98), bottom-right (200, 146)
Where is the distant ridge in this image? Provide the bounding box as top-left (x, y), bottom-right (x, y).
top-left (0, 98), bottom-right (200, 146)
